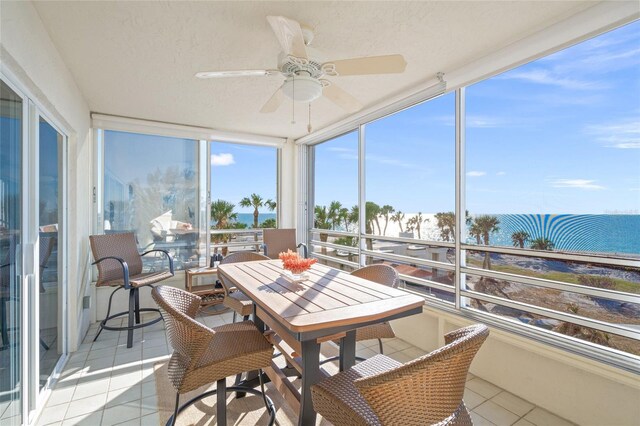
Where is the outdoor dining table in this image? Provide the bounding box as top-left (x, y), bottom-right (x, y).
top-left (217, 259), bottom-right (425, 425)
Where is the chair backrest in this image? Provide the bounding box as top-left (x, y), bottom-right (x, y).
top-left (355, 324), bottom-right (489, 425)
top-left (262, 228), bottom-right (298, 259)
top-left (351, 264), bottom-right (398, 288)
top-left (151, 286), bottom-right (214, 378)
top-left (89, 232), bottom-right (143, 285)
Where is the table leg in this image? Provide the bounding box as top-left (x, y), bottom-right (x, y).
top-left (339, 330), bottom-right (356, 372)
top-left (299, 338), bottom-right (321, 426)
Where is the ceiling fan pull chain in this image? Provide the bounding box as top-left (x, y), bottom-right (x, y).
top-left (291, 76), bottom-right (296, 124)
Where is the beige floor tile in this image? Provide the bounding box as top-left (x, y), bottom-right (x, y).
top-left (524, 407), bottom-right (574, 426)
top-left (470, 411), bottom-right (497, 426)
top-left (65, 394), bottom-right (108, 419)
top-left (140, 411), bottom-right (159, 426)
top-left (37, 403), bottom-right (69, 425)
top-left (473, 400), bottom-right (520, 425)
top-left (109, 370), bottom-right (143, 391)
top-left (492, 391), bottom-right (535, 417)
top-left (86, 347), bottom-right (116, 361)
top-left (465, 377), bottom-right (502, 399)
top-left (384, 338), bottom-right (412, 353)
top-left (101, 400), bottom-right (141, 426)
top-left (513, 419), bottom-right (536, 426)
top-left (387, 350), bottom-right (413, 363)
top-left (61, 410), bottom-right (104, 426)
top-left (47, 386), bottom-right (76, 406)
top-left (72, 378), bottom-right (110, 400)
top-left (140, 394), bottom-right (157, 417)
top-left (355, 346), bottom-right (377, 360)
top-left (106, 383), bottom-right (142, 408)
top-left (463, 387), bottom-right (486, 409)
top-left (402, 346), bottom-right (428, 360)
top-left (141, 381), bottom-right (156, 399)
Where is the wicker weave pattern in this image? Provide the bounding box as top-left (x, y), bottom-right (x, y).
top-left (313, 324), bottom-right (489, 426)
top-left (152, 285), bottom-right (273, 394)
top-left (90, 233), bottom-right (143, 285)
top-left (218, 252), bottom-right (269, 316)
top-left (355, 322), bottom-right (395, 342)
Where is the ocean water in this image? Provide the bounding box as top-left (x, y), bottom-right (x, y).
top-left (478, 214), bottom-right (640, 256)
top-left (222, 213), bottom-right (277, 227)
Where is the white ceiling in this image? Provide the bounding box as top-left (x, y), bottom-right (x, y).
top-left (34, 1), bottom-right (599, 139)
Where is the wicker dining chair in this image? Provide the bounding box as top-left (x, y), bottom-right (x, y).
top-left (312, 323), bottom-right (490, 426)
top-left (262, 228), bottom-right (308, 259)
top-left (90, 232), bottom-right (174, 348)
top-left (218, 251), bottom-right (270, 323)
top-left (151, 285), bottom-right (275, 426)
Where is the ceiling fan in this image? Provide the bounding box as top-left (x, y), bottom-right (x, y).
top-left (195, 16), bottom-right (407, 114)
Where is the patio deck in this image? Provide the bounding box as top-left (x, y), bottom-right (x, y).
top-left (33, 312), bottom-right (575, 426)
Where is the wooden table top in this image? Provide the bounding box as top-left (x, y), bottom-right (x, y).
top-left (217, 260), bottom-right (424, 335)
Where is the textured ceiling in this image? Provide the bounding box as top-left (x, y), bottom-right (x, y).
top-left (33, 1), bottom-right (598, 139)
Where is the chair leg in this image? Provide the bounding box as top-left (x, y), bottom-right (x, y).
top-left (94, 286), bottom-right (123, 342)
top-left (167, 392), bottom-right (179, 426)
top-left (232, 311), bottom-right (236, 323)
top-left (127, 288), bottom-right (135, 348)
top-left (378, 338), bottom-right (384, 354)
top-left (217, 379), bottom-right (227, 426)
top-left (243, 315), bottom-right (249, 321)
top-left (134, 287), bottom-right (141, 324)
top-left (0, 298), bottom-right (8, 346)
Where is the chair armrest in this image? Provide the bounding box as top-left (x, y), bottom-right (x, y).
top-left (140, 249), bottom-right (175, 275)
top-left (93, 256), bottom-right (131, 289)
top-left (297, 243), bottom-right (308, 258)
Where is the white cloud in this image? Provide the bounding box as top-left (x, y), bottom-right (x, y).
top-left (550, 179), bottom-right (605, 190)
top-left (466, 115), bottom-right (504, 128)
top-left (499, 69), bottom-right (608, 90)
top-left (585, 120), bottom-right (640, 149)
top-left (496, 171), bottom-right (507, 176)
top-left (211, 153), bottom-right (235, 166)
top-left (467, 171), bottom-right (486, 177)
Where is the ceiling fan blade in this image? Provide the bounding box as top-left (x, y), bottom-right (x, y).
top-left (323, 83), bottom-right (362, 113)
top-left (195, 69), bottom-right (279, 79)
top-left (260, 87), bottom-right (285, 113)
top-left (324, 54), bottom-right (407, 76)
top-left (267, 16), bottom-right (308, 59)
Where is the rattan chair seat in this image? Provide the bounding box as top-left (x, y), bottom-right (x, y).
top-left (355, 322), bottom-right (395, 342)
top-left (99, 270), bottom-right (175, 288)
top-left (313, 324), bottom-right (489, 426)
top-left (222, 290), bottom-right (254, 317)
top-left (312, 354), bottom-right (402, 425)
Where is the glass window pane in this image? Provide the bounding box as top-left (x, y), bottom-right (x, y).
top-left (104, 131), bottom-right (199, 270)
top-left (312, 131), bottom-right (359, 264)
top-left (0, 79), bottom-right (22, 423)
top-left (38, 117), bottom-right (62, 389)
top-left (209, 142), bottom-right (277, 256)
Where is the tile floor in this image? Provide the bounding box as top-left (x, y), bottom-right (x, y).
top-left (34, 311), bottom-right (575, 426)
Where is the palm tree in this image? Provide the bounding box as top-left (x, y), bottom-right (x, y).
top-left (239, 193), bottom-right (276, 229)
top-left (210, 199), bottom-right (238, 255)
top-left (391, 211), bottom-right (405, 233)
top-left (435, 211), bottom-right (456, 242)
top-left (555, 303), bottom-right (610, 346)
top-left (511, 231), bottom-right (530, 248)
top-left (471, 215), bottom-right (500, 269)
top-left (338, 207), bottom-right (351, 231)
top-left (406, 212), bottom-right (426, 239)
top-left (380, 205), bottom-right (395, 236)
top-left (366, 202), bottom-right (381, 235)
top-left (328, 201), bottom-right (343, 230)
top-left (530, 237), bottom-right (554, 251)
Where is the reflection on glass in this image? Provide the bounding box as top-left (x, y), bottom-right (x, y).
top-left (38, 117), bottom-right (62, 389)
top-left (365, 93), bottom-right (455, 241)
top-left (0, 79), bottom-right (22, 422)
top-left (104, 131), bottom-right (199, 270)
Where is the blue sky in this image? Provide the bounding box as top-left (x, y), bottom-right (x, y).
top-left (314, 20), bottom-right (640, 215)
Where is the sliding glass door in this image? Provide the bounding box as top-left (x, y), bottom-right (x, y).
top-left (0, 78), bottom-right (24, 424)
top-left (0, 75), bottom-right (67, 423)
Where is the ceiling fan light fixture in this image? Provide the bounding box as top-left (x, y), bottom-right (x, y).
top-left (282, 75), bottom-right (322, 103)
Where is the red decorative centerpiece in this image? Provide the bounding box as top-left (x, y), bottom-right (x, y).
top-left (279, 250), bottom-right (317, 281)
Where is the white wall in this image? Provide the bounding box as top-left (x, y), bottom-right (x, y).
top-left (392, 308), bottom-right (640, 426)
top-left (1, 1), bottom-right (93, 351)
